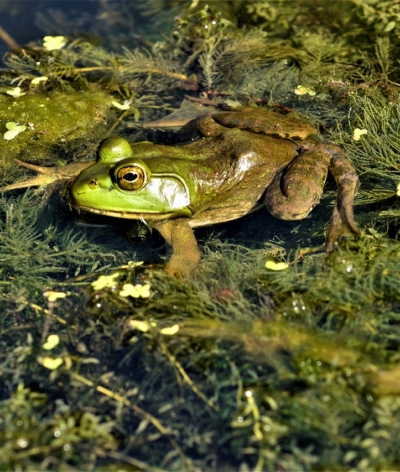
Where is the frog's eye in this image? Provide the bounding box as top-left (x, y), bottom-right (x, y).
top-left (117, 165), bottom-right (146, 191)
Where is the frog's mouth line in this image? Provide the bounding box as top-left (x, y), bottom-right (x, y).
top-left (73, 205), bottom-right (188, 221)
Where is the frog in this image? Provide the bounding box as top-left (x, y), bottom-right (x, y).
top-left (4, 106), bottom-right (360, 276)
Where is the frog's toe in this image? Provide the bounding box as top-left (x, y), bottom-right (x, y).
top-left (2, 174), bottom-right (52, 191)
top-left (14, 158), bottom-right (56, 175)
top-left (326, 205), bottom-right (360, 253)
top-left (342, 205), bottom-right (360, 235)
top-left (164, 256), bottom-right (199, 278)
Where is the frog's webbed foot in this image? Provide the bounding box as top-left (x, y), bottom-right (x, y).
top-left (325, 205), bottom-right (359, 254)
top-left (2, 159), bottom-right (92, 192)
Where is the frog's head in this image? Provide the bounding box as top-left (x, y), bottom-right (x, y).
top-left (68, 137), bottom-right (192, 219)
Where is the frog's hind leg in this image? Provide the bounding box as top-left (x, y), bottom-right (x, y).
top-left (325, 144), bottom-right (360, 252)
top-left (265, 144), bottom-right (330, 221)
top-left (265, 143), bottom-right (360, 252)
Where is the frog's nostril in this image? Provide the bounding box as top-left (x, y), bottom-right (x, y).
top-left (88, 179), bottom-right (98, 188)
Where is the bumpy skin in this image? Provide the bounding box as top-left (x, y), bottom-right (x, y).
top-left (67, 107), bottom-right (360, 276)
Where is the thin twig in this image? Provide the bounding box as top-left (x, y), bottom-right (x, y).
top-left (0, 25), bottom-right (19, 49)
top-left (184, 94), bottom-right (220, 107)
top-left (70, 65), bottom-right (195, 85)
top-left (160, 341), bottom-right (219, 411)
top-left (70, 372), bottom-right (193, 469)
top-left (105, 109), bottom-right (132, 137)
top-left (71, 371), bottom-right (169, 433)
top-left (95, 449), bottom-right (163, 471)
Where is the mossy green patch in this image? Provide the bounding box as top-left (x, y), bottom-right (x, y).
top-left (0, 86), bottom-right (115, 181)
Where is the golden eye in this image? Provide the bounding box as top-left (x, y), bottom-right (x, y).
top-left (117, 165), bottom-right (146, 190)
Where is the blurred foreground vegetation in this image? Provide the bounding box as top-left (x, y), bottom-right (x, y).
top-left (2, 0), bottom-right (400, 470)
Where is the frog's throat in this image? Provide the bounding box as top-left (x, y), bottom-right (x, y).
top-left (73, 205), bottom-right (192, 221)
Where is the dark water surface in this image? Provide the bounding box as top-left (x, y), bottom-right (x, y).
top-left (0, 1), bottom-right (97, 51)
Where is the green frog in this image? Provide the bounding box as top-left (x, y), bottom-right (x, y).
top-left (5, 107), bottom-right (360, 276)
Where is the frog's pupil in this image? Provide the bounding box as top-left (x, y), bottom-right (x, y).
top-left (124, 172), bottom-right (138, 182)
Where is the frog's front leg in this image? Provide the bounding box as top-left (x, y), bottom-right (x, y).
top-left (265, 143), bottom-right (360, 251)
top-left (154, 218), bottom-right (201, 276)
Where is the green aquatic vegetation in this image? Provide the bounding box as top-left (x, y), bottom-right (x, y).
top-left (12, 237), bottom-right (395, 470)
top-left (294, 29), bottom-right (348, 66)
top-left (351, 0), bottom-right (400, 33)
top-left (119, 47), bottom-right (192, 92)
top-left (375, 36), bottom-right (392, 76)
top-left (335, 95), bottom-right (400, 201)
top-left (169, 6), bottom-right (306, 90)
top-left (244, 0), bottom-right (299, 28)
top-left (230, 62), bottom-right (299, 103)
top-left (2, 209), bottom-right (400, 468)
top-left (0, 191), bottom-right (133, 286)
top-left (137, 0), bottom-right (246, 28)
top-left (0, 384), bottom-right (117, 470)
top-left (258, 237), bottom-right (400, 332)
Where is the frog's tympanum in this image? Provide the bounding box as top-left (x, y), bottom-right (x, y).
top-left (6, 107), bottom-right (360, 276)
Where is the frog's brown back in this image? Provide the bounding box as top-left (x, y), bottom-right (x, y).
top-left (186, 129), bottom-right (300, 228)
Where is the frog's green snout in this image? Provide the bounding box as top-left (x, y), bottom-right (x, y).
top-left (71, 177), bottom-right (100, 198)
top-left (68, 165), bottom-right (109, 207)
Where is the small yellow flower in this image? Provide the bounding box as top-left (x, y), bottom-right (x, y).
top-left (294, 85), bottom-right (316, 96)
top-left (42, 334), bottom-right (60, 350)
top-left (383, 21), bottom-right (396, 33)
top-left (128, 320), bottom-right (152, 332)
top-left (120, 261), bottom-right (144, 269)
top-left (43, 36), bottom-right (67, 51)
top-left (120, 283), bottom-right (151, 298)
top-left (41, 357), bottom-right (63, 370)
top-left (91, 273), bottom-right (120, 290)
top-left (43, 291), bottom-right (67, 302)
top-left (31, 76), bottom-right (49, 85)
top-left (3, 122), bottom-right (27, 141)
top-left (352, 128), bottom-right (368, 141)
top-left (265, 260), bottom-right (289, 271)
top-left (6, 86), bottom-right (26, 98)
top-left (160, 324), bottom-right (180, 335)
top-left (112, 101), bottom-right (130, 110)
